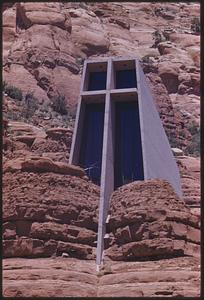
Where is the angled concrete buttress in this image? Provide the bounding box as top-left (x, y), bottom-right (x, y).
top-left (69, 57), bottom-right (182, 267)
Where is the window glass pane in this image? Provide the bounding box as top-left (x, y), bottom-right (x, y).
top-left (114, 101), bottom-right (144, 188)
top-left (116, 69), bottom-right (137, 89)
top-left (88, 71), bottom-right (107, 91)
top-left (79, 103), bottom-right (105, 185)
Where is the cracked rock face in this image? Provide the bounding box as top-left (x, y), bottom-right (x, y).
top-left (3, 256), bottom-right (200, 297)
top-left (105, 179), bottom-right (200, 261)
top-left (3, 170), bottom-right (100, 259)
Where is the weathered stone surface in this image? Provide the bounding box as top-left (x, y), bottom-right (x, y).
top-left (177, 156), bottom-right (200, 206)
top-left (2, 256), bottom-right (200, 297)
top-left (158, 63), bottom-right (179, 94)
top-left (22, 157), bottom-right (85, 176)
top-left (3, 238), bottom-right (58, 258)
top-left (46, 127), bottom-right (72, 137)
top-left (31, 137), bottom-right (67, 154)
top-left (30, 222), bottom-right (96, 245)
top-left (57, 241), bottom-right (93, 259)
top-left (17, 3), bottom-right (71, 30)
top-left (3, 64), bottom-right (50, 102)
top-left (3, 222), bottom-right (16, 240)
top-left (3, 157), bottom-right (25, 172)
top-left (2, 159), bottom-right (98, 259)
top-left (13, 135), bottom-right (36, 146)
top-left (106, 179), bottom-right (200, 260)
top-left (106, 238), bottom-right (200, 261)
top-left (2, 6), bottom-right (16, 60)
top-left (3, 156), bottom-right (85, 177)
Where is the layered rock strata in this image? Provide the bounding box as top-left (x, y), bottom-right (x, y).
top-left (105, 179), bottom-right (200, 261)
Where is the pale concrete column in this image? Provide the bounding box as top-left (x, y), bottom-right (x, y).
top-left (69, 60), bottom-right (88, 164)
top-left (69, 97), bottom-right (85, 165)
top-left (136, 59), bottom-right (148, 179)
top-left (81, 60), bottom-right (88, 92)
top-left (96, 58), bottom-right (114, 266)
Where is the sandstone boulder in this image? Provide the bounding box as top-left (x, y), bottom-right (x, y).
top-left (3, 6), bottom-right (16, 60)
top-left (158, 63), bottom-right (179, 93)
top-left (105, 179), bottom-right (200, 260)
top-left (3, 238), bottom-right (58, 258)
top-left (169, 33), bottom-right (200, 48)
top-left (13, 135), bottom-right (36, 147)
top-left (3, 222), bottom-right (16, 240)
top-left (57, 241), bottom-right (93, 259)
top-left (3, 64), bottom-right (50, 102)
top-left (187, 46), bottom-right (200, 67)
top-left (69, 8), bottom-right (110, 56)
top-left (4, 156), bottom-right (85, 177)
top-left (17, 3), bottom-right (71, 31)
top-left (31, 137), bottom-right (67, 154)
top-left (30, 222), bottom-right (96, 246)
top-left (3, 170), bottom-right (99, 259)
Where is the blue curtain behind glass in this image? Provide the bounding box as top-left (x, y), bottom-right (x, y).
top-left (114, 101), bottom-right (144, 188)
top-left (79, 103), bottom-right (105, 185)
top-left (116, 69), bottom-right (137, 89)
top-left (88, 71), bottom-right (107, 91)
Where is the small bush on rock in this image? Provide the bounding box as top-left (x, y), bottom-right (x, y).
top-left (4, 110), bottom-right (21, 121)
top-left (22, 92), bottom-right (38, 119)
top-left (51, 94), bottom-right (68, 115)
top-left (185, 131), bottom-right (200, 157)
top-left (191, 17), bottom-right (200, 34)
top-left (152, 30), bottom-right (169, 48)
top-left (185, 121), bottom-right (200, 157)
top-left (3, 83), bottom-right (23, 101)
top-left (168, 133), bottom-right (180, 149)
top-left (141, 54), bottom-right (154, 64)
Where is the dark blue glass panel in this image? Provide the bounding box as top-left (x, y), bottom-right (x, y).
top-left (114, 101), bottom-right (144, 188)
top-left (88, 71), bottom-right (107, 91)
top-left (116, 69), bottom-right (137, 89)
top-left (79, 103), bottom-right (105, 185)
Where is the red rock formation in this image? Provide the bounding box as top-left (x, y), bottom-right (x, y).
top-left (3, 256), bottom-right (200, 297)
top-left (105, 179), bottom-right (200, 261)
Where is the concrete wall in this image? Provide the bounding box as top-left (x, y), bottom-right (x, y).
top-left (136, 61), bottom-right (182, 197)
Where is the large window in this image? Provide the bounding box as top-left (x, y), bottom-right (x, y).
top-left (114, 101), bottom-right (144, 188)
top-left (79, 103), bottom-right (105, 185)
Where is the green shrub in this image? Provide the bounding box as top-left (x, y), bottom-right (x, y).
top-left (141, 54), bottom-right (154, 64)
top-left (5, 110), bottom-right (21, 121)
top-left (75, 57), bottom-right (85, 66)
top-left (51, 94), bottom-right (68, 115)
top-left (185, 121), bottom-right (200, 157)
top-left (185, 131), bottom-right (200, 157)
top-left (167, 133), bottom-right (180, 148)
top-left (3, 81), bottom-right (7, 91)
top-left (4, 84), bottom-right (23, 101)
top-left (191, 17), bottom-right (200, 33)
top-left (22, 92), bottom-right (38, 119)
top-left (152, 30), bottom-right (167, 48)
top-left (186, 120), bottom-right (199, 136)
